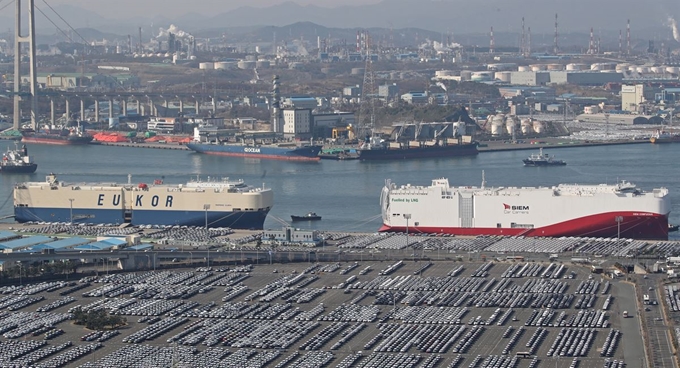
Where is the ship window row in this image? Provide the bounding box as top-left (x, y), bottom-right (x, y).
top-left (441, 196), bottom-right (453, 199)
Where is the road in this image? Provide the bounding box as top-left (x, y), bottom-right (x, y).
top-left (637, 275), bottom-right (678, 368)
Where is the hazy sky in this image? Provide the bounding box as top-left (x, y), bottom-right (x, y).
top-left (49, 0), bottom-right (381, 18)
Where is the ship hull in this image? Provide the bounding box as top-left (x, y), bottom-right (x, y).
top-left (186, 143), bottom-right (321, 161)
top-left (14, 207), bottom-right (269, 230)
top-left (523, 160), bottom-right (566, 167)
top-left (358, 144), bottom-right (478, 161)
top-left (381, 178), bottom-right (671, 240)
top-left (380, 211), bottom-right (668, 240)
top-left (1, 164), bottom-right (37, 174)
top-left (22, 136), bottom-right (93, 145)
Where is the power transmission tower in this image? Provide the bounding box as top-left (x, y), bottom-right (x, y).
top-left (358, 30), bottom-right (377, 139)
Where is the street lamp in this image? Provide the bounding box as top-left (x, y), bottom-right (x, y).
top-left (615, 216), bottom-right (623, 239)
top-left (403, 214), bottom-right (412, 261)
top-left (203, 204), bottom-right (210, 230)
top-left (68, 198), bottom-right (75, 223)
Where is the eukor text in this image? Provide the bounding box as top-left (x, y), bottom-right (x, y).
top-left (97, 194), bottom-right (174, 208)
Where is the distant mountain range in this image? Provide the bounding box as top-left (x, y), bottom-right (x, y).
top-left (0, 1), bottom-right (678, 47)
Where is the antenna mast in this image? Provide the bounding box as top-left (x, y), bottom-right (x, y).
top-left (553, 13), bottom-right (559, 55)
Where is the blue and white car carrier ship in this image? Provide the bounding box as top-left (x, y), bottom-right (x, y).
top-left (14, 174), bottom-right (273, 229)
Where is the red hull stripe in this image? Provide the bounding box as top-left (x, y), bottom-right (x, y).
top-left (22, 138), bottom-right (83, 145)
top-left (201, 151), bottom-right (320, 161)
top-left (379, 211), bottom-right (669, 240)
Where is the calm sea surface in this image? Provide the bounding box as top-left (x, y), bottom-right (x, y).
top-left (1, 141), bottom-right (679, 239)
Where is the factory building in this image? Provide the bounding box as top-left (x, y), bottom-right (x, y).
top-left (620, 85), bottom-right (646, 112)
top-left (378, 84), bottom-right (400, 100)
top-left (401, 91), bottom-right (428, 104)
top-left (283, 96), bottom-right (318, 110)
top-left (282, 108), bottom-right (312, 139)
top-left (343, 85), bottom-right (361, 97)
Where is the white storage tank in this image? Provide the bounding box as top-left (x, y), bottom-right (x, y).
top-left (471, 71), bottom-right (492, 81)
top-left (521, 119), bottom-right (532, 134)
top-left (505, 115), bottom-right (517, 135)
top-left (491, 114), bottom-right (505, 136)
top-left (518, 66), bottom-right (530, 72)
top-left (533, 120), bottom-right (544, 134)
top-left (199, 62), bottom-right (214, 70)
top-left (436, 70), bottom-right (456, 77)
top-left (546, 64), bottom-right (564, 71)
top-left (566, 63), bottom-right (588, 71)
top-left (636, 66), bottom-right (650, 74)
top-left (666, 66), bottom-right (680, 74)
top-left (530, 64), bottom-right (547, 71)
top-left (494, 71), bottom-right (512, 82)
top-left (651, 66), bottom-right (664, 74)
top-left (453, 121), bottom-right (467, 136)
top-left (237, 60), bottom-right (256, 69)
top-left (214, 61), bottom-right (236, 70)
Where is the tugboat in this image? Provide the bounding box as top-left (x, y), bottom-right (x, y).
top-left (1, 144), bottom-right (37, 173)
top-left (522, 148), bottom-right (566, 167)
top-left (291, 212), bottom-right (322, 222)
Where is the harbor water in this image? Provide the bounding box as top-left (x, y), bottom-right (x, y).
top-left (1, 141), bottom-right (679, 239)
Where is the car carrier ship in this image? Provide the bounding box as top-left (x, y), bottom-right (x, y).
top-left (14, 174), bottom-right (273, 229)
top-left (380, 175), bottom-right (671, 240)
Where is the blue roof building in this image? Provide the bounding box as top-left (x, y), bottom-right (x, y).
top-left (0, 236), bottom-right (54, 251)
top-left (74, 238), bottom-right (127, 251)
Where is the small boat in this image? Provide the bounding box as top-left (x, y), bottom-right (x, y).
top-left (1, 143), bottom-right (37, 173)
top-left (291, 212), bottom-right (322, 221)
top-left (523, 148), bottom-right (566, 167)
top-left (669, 224), bottom-right (679, 232)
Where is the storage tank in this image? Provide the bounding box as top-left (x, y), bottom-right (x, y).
top-left (199, 62), bottom-right (214, 70)
top-left (237, 60), bottom-right (256, 69)
top-left (546, 64), bottom-right (564, 71)
top-left (436, 70), bottom-right (456, 77)
top-left (636, 66), bottom-right (650, 74)
top-left (505, 115), bottom-right (517, 135)
top-left (491, 115), bottom-right (505, 136)
top-left (471, 71), bottom-right (492, 81)
top-left (452, 121), bottom-right (467, 136)
top-left (651, 66), bottom-right (664, 74)
top-left (666, 66), bottom-right (680, 74)
top-left (494, 71), bottom-right (512, 82)
top-left (214, 61), bottom-right (236, 70)
top-left (530, 64), bottom-right (547, 71)
top-left (566, 63), bottom-right (588, 71)
top-left (521, 119), bottom-right (532, 134)
top-left (533, 120), bottom-right (544, 134)
top-left (518, 66), bottom-right (530, 72)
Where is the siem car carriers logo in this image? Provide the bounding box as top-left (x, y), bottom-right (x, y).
top-left (503, 203), bottom-right (530, 213)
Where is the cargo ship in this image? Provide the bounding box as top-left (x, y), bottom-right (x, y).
top-left (187, 142), bottom-right (321, 161)
top-left (187, 128), bottom-right (321, 161)
top-left (1, 144), bottom-right (37, 173)
top-left (21, 125), bottom-right (93, 145)
top-left (650, 129), bottom-right (680, 143)
top-left (357, 118), bottom-right (478, 161)
top-left (14, 174), bottom-right (273, 229)
top-left (380, 176), bottom-right (670, 240)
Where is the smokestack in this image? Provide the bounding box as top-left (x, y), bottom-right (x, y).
top-left (554, 13), bottom-right (559, 55)
top-left (527, 27), bottom-right (531, 56)
top-left (489, 27), bottom-right (495, 54)
top-left (520, 17), bottom-right (525, 57)
top-left (356, 31), bottom-right (361, 52)
top-left (271, 75), bottom-right (281, 133)
top-left (619, 30), bottom-right (622, 55)
top-left (627, 19), bottom-right (631, 55)
top-left (588, 27), bottom-right (595, 54)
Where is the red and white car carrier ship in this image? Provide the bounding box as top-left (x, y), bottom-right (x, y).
top-left (380, 176), bottom-right (671, 240)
